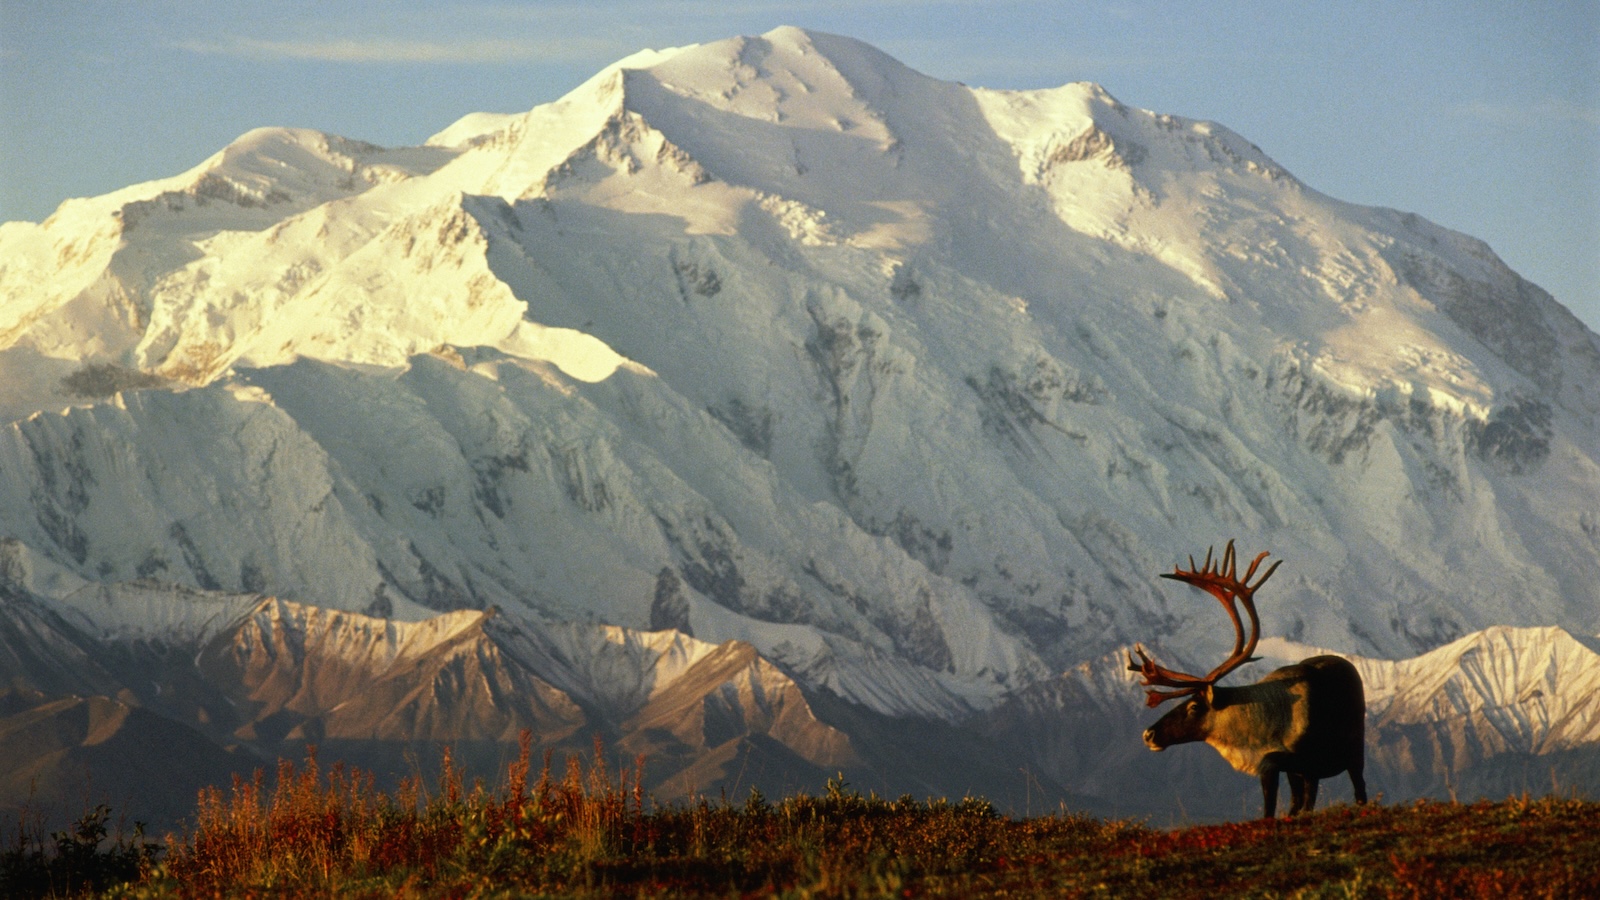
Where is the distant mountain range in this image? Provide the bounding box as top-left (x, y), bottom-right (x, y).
top-left (2, 27), bottom-right (1597, 826)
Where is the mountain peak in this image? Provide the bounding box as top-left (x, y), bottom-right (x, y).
top-left (1, 30), bottom-right (1596, 729)
top-left (615, 27), bottom-right (908, 146)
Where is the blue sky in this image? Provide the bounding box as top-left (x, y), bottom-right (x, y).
top-left (4, 1), bottom-right (1597, 331)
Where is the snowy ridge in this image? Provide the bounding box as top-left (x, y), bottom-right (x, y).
top-left (493, 619), bottom-right (727, 715)
top-left (0, 128), bottom-right (459, 357)
top-left (53, 582), bottom-right (264, 646)
top-left (1261, 628), bottom-right (1600, 755)
top-left (1368, 626), bottom-right (1600, 753)
top-left (238, 596), bottom-right (491, 670)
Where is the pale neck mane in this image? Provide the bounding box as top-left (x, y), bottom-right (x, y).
top-left (1203, 680), bottom-right (1302, 775)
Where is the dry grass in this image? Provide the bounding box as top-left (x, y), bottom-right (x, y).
top-left (6, 733), bottom-right (1598, 898)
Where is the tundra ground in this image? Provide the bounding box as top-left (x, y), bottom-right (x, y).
top-left (4, 738), bottom-right (1596, 898)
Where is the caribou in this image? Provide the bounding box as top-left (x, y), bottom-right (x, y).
top-left (1128, 541), bottom-right (1367, 819)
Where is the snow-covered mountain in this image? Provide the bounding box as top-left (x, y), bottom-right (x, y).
top-left (2, 27), bottom-right (1598, 821)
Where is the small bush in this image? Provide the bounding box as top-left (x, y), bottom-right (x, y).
top-left (0, 803), bottom-right (160, 898)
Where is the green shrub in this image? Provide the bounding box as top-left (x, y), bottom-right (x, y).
top-left (0, 804), bottom-right (160, 898)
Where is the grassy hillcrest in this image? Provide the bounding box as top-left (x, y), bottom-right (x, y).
top-left (3, 735), bottom-right (1596, 898)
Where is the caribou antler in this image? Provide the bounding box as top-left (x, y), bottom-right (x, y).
top-left (1127, 540), bottom-right (1282, 707)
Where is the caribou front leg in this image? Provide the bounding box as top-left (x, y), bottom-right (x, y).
top-left (1285, 773), bottom-right (1320, 815)
top-left (1254, 746), bottom-right (1305, 816)
top-left (1260, 770), bottom-right (1280, 819)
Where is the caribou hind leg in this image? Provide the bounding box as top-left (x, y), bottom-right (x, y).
top-left (1349, 761), bottom-right (1368, 804)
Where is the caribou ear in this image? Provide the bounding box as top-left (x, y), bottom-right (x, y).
top-left (1204, 683), bottom-right (1227, 710)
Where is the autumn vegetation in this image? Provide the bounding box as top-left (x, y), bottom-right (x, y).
top-left (3, 733), bottom-right (1597, 898)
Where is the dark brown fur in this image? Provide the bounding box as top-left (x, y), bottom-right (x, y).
top-left (1143, 655), bottom-right (1367, 818)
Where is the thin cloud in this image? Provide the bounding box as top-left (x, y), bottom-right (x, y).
top-left (168, 1), bottom-right (998, 69)
top-left (467, 0), bottom-right (967, 20)
top-left (1455, 97), bottom-right (1600, 128)
top-left (177, 34), bottom-right (624, 65)
top-left (171, 0), bottom-right (834, 66)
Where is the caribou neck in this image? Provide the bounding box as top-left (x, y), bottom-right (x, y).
top-left (1202, 680), bottom-right (1304, 776)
